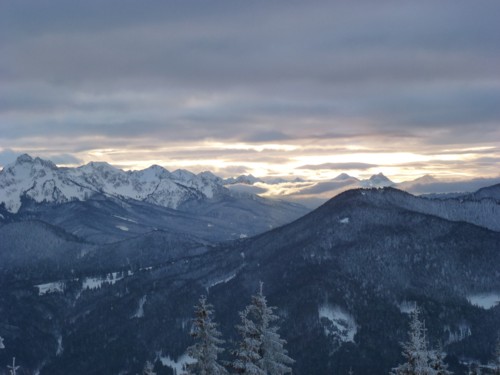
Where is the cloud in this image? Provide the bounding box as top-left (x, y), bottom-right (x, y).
top-left (291, 180), bottom-right (358, 196)
top-left (1, 1), bottom-right (499, 179)
top-left (47, 154), bottom-right (83, 165)
top-left (404, 178), bottom-right (500, 195)
top-left (0, 149), bottom-right (19, 167)
top-left (241, 131), bottom-right (292, 143)
top-left (297, 162), bottom-right (377, 171)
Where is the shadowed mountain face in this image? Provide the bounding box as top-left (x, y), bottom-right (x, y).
top-left (1, 187), bottom-right (499, 374)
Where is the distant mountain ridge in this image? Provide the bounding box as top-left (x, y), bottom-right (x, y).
top-left (0, 154), bottom-right (225, 214)
top-left (0, 154), bottom-right (309, 243)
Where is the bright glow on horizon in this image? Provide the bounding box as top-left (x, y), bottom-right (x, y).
top-left (3, 142), bottom-right (496, 184)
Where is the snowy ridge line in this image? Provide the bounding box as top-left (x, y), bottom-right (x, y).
top-left (0, 154), bottom-right (224, 213)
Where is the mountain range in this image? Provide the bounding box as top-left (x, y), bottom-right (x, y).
top-left (0, 155), bottom-right (499, 374)
top-left (0, 155), bottom-right (308, 243)
top-left (224, 171), bottom-right (500, 208)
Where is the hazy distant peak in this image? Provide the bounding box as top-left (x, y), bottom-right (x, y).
top-left (80, 161), bottom-right (118, 171)
top-left (332, 173), bottom-right (357, 181)
top-left (411, 174), bottom-right (437, 183)
top-left (197, 171), bottom-right (222, 182)
top-left (359, 172), bottom-right (394, 188)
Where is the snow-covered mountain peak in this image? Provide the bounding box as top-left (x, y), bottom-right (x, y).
top-left (131, 165), bottom-right (171, 180)
top-left (13, 153), bottom-right (34, 165)
top-left (0, 155), bottom-right (227, 213)
top-left (360, 173), bottom-right (394, 188)
top-left (197, 171), bottom-right (222, 182)
top-left (77, 161), bottom-right (122, 175)
top-left (171, 169), bottom-right (197, 182)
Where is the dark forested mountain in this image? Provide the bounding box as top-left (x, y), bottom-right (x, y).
top-left (0, 187), bottom-right (499, 374)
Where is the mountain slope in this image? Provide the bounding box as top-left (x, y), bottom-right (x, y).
top-left (2, 188), bottom-right (499, 374)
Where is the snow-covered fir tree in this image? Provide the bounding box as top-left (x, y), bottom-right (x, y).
top-left (391, 306), bottom-right (434, 375)
top-left (7, 357), bottom-right (20, 375)
top-left (184, 296), bottom-right (228, 375)
top-left (0, 336), bottom-right (4, 349)
top-left (429, 343), bottom-right (452, 375)
top-left (232, 282), bottom-right (294, 375)
top-left (143, 360), bottom-right (156, 375)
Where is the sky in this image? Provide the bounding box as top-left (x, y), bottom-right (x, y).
top-left (1, 0), bottom-right (500, 183)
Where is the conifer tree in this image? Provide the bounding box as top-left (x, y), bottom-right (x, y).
top-left (391, 306), bottom-right (434, 375)
top-left (7, 357), bottom-right (20, 375)
top-left (0, 336), bottom-right (4, 349)
top-left (429, 343), bottom-right (452, 375)
top-left (184, 296), bottom-right (228, 375)
top-left (232, 283), bottom-right (294, 375)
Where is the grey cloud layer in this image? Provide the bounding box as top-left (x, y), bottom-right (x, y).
top-left (1, 0), bottom-right (499, 159)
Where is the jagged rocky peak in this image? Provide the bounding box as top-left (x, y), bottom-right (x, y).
top-left (15, 153), bottom-right (34, 164)
top-left (197, 171), bottom-right (222, 182)
top-left (6, 153), bottom-right (57, 171)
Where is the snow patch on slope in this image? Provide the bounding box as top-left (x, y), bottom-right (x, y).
top-left (56, 335), bottom-right (63, 356)
top-left (159, 353), bottom-right (195, 375)
top-left (397, 300), bottom-right (417, 314)
top-left (206, 273), bottom-right (237, 291)
top-left (82, 271), bottom-right (128, 290)
top-left (318, 304), bottom-right (357, 343)
top-left (444, 323), bottom-right (472, 344)
top-left (132, 295), bottom-right (147, 318)
top-left (35, 270), bottom-right (136, 295)
top-left (36, 281), bottom-right (65, 295)
top-left (467, 293), bottom-right (500, 309)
